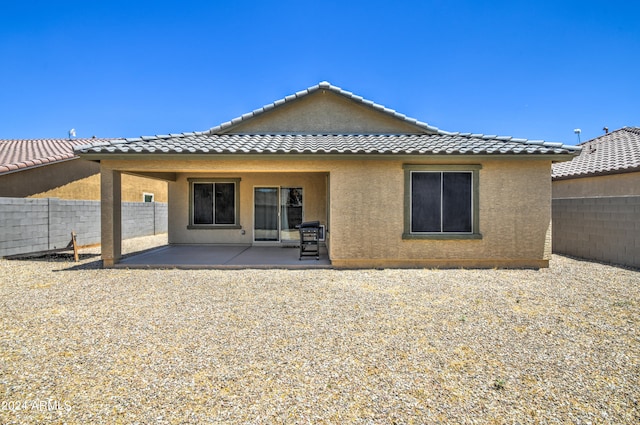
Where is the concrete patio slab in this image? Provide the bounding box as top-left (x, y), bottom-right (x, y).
top-left (116, 244), bottom-right (331, 269)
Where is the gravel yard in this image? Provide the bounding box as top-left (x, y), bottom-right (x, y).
top-left (1, 235), bottom-right (638, 424)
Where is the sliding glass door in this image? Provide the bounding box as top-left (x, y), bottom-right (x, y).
top-left (254, 187), bottom-right (279, 241)
top-left (254, 187), bottom-right (304, 242)
top-left (280, 187), bottom-right (303, 241)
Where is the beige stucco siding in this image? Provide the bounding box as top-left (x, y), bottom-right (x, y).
top-left (0, 158), bottom-right (167, 202)
top-left (552, 171), bottom-right (640, 198)
top-left (478, 161), bottom-right (552, 262)
top-left (329, 159), bottom-right (552, 267)
top-left (30, 173), bottom-right (167, 202)
top-left (100, 156), bottom-right (553, 268)
top-left (225, 90), bottom-right (424, 135)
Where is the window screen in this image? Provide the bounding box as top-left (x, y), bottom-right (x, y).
top-left (193, 182), bottom-right (236, 225)
top-left (411, 173), bottom-right (441, 232)
top-left (411, 171), bottom-right (472, 233)
top-left (194, 183), bottom-right (214, 224)
top-left (442, 173), bottom-right (472, 232)
top-left (214, 183), bottom-right (235, 224)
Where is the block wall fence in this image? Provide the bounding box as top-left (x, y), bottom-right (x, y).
top-left (0, 197), bottom-right (167, 257)
top-left (552, 196), bottom-right (640, 269)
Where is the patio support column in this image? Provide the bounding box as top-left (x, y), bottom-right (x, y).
top-left (101, 167), bottom-right (122, 267)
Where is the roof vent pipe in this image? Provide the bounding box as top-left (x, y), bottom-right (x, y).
top-left (603, 127), bottom-right (609, 134)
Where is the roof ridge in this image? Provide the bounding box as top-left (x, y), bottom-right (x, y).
top-left (0, 138), bottom-right (110, 143)
top-left (578, 127), bottom-right (634, 145)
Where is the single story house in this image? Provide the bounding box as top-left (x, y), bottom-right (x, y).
top-left (77, 82), bottom-right (579, 268)
top-left (0, 138), bottom-right (167, 202)
top-left (552, 127), bottom-right (640, 268)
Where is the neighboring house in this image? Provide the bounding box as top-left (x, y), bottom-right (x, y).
top-left (552, 127), bottom-right (640, 197)
top-left (552, 127), bottom-right (640, 268)
top-left (77, 82), bottom-right (579, 268)
top-left (0, 138), bottom-right (167, 202)
top-left (0, 138), bottom-right (169, 258)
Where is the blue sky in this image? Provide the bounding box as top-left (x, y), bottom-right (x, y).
top-left (1, 0), bottom-right (638, 144)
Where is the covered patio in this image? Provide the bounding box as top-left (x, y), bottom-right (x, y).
top-left (116, 244), bottom-right (331, 269)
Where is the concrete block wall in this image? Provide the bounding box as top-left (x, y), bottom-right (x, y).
top-left (0, 197), bottom-right (168, 257)
top-left (553, 196), bottom-right (640, 268)
top-left (49, 199), bottom-right (101, 248)
top-left (122, 202), bottom-right (155, 239)
top-left (0, 197), bottom-right (50, 256)
top-left (121, 202), bottom-right (167, 238)
top-left (154, 202), bottom-right (168, 234)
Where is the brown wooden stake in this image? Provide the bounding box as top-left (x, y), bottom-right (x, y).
top-left (71, 231), bottom-right (79, 262)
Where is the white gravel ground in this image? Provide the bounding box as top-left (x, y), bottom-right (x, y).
top-left (1, 235), bottom-right (638, 424)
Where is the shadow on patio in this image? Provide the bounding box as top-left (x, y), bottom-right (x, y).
top-left (115, 244), bottom-right (331, 269)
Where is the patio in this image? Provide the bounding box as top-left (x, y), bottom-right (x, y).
top-left (116, 244), bottom-right (331, 269)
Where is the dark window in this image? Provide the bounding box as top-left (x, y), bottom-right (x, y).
top-left (214, 183), bottom-right (235, 225)
top-left (411, 173), bottom-right (441, 232)
top-left (194, 183), bottom-right (214, 224)
top-left (411, 171), bottom-right (472, 233)
top-left (193, 182), bottom-right (236, 225)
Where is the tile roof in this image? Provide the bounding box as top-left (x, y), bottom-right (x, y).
top-left (76, 133), bottom-right (577, 156)
top-left (74, 82), bottom-right (580, 158)
top-left (0, 138), bottom-right (111, 175)
top-left (552, 127), bottom-right (640, 179)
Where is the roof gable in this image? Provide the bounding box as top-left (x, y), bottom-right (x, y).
top-left (552, 127), bottom-right (640, 179)
top-left (74, 82), bottom-right (581, 158)
top-left (209, 82), bottom-right (438, 135)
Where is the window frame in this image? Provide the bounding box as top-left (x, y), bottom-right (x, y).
top-left (188, 178), bottom-right (241, 229)
top-left (403, 164), bottom-right (482, 240)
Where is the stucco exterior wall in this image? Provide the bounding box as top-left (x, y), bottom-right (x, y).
top-left (552, 171), bottom-right (640, 198)
top-left (0, 158), bottom-right (167, 202)
top-left (30, 173), bottom-right (168, 202)
top-left (329, 159), bottom-right (552, 268)
top-left (0, 159), bottom-right (98, 198)
top-left (100, 157), bottom-right (553, 268)
top-left (226, 90), bottom-right (424, 135)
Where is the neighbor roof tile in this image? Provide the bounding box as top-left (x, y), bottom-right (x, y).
top-left (552, 127), bottom-right (640, 179)
top-left (0, 138), bottom-right (112, 175)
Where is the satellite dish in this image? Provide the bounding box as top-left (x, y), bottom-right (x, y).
top-left (573, 128), bottom-right (582, 143)
top-left (68, 128), bottom-right (76, 139)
